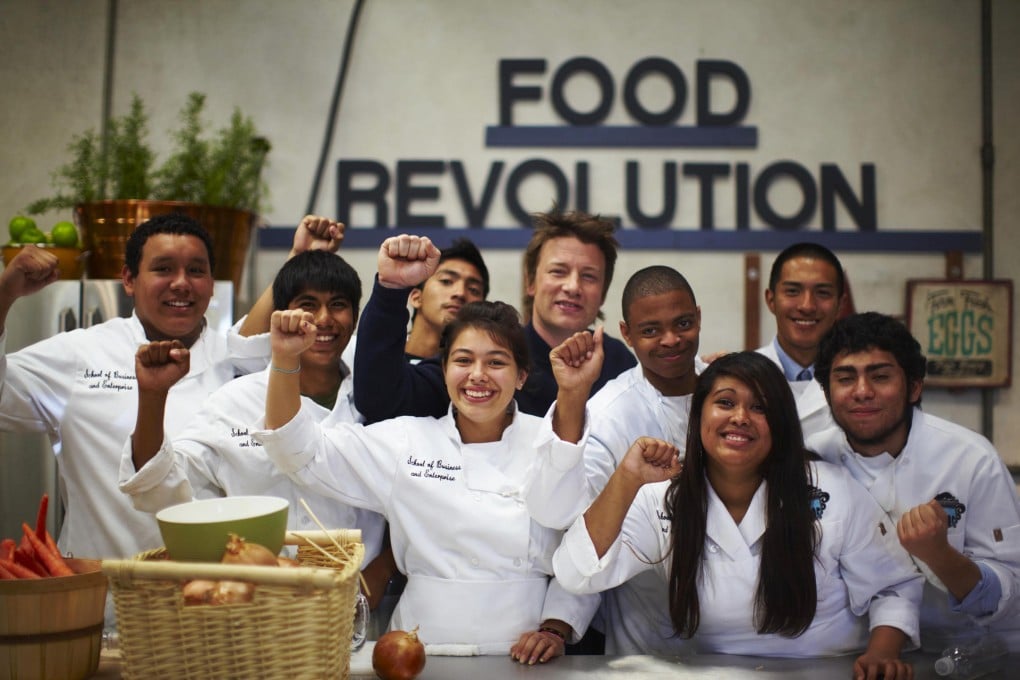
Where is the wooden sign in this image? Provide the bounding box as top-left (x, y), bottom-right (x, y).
top-left (906, 280), bottom-right (1013, 388)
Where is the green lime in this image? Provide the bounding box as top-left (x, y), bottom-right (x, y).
top-left (19, 227), bottom-right (48, 245)
top-left (8, 215), bottom-right (36, 242)
top-left (51, 221), bottom-right (79, 248)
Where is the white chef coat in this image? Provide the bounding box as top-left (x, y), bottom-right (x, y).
top-left (526, 363), bottom-right (704, 654)
top-left (0, 313), bottom-right (268, 562)
top-left (756, 338), bottom-right (834, 438)
top-left (252, 404), bottom-right (599, 654)
top-left (117, 365), bottom-right (385, 564)
top-left (554, 461), bottom-right (924, 657)
top-left (807, 410), bottom-right (1020, 649)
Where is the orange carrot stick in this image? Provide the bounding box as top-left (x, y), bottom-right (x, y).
top-left (0, 562), bottom-right (17, 579)
top-left (36, 493), bottom-right (49, 542)
top-left (0, 557), bottom-right (41, 579)
top-left (21, 523), bottom-right (73, 576)
top-left (44, 530), bottom-right (59, 555)
top-left (1, 538), bottom-right (14, 562)
top-left (14, 543), bottom-right (48, 577)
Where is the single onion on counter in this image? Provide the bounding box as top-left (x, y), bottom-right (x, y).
top-left (221, 532), bottom-right (278, 566)
top-left (372, 626), bottom-right (425, 680)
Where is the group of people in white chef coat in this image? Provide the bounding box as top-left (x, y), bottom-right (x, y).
top-left (2, 207), bottom-right (1017, 675)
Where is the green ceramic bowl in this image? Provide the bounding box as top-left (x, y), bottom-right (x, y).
top-left (156, 496), bottom-right (289, 562)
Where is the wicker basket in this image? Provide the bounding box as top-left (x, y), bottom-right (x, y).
top-left (102, 529), bottom-right (363, 679)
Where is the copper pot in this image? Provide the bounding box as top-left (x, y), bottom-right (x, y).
top-left (73, 200), bottom-right (258, 289)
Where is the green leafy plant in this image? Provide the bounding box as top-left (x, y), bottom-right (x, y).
top-left (27, 92), bottom-right (270, 215)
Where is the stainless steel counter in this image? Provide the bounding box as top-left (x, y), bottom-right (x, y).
top-left (97, 644), bottom-right (1015, 679)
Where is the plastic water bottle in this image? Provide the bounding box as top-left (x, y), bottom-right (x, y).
top-left (933, 635), bottom-right (1007, 679)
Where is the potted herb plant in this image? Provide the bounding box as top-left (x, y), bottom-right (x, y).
top-left (26, 92), bottom-right (271, 288)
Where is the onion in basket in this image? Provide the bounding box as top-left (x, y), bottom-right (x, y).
top-left (211, 580), bottom-right (255, 604)
top-left (221, 532), bottom-right (278, 566)
top-left (372, 626), bottom-right (426, 680)
top-left (182, 579), bottom-right (217, 604)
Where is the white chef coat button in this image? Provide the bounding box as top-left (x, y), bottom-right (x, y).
top-left (840, 454), bottom-right (848, 462)
top-left (474, 494), bottom-right (482, 502)
top-left (707, 543), bottom-right (719, 553)
top-left (471, 557), bottom-right (480, 566)
top-left (513, 558), bottom-right (522, 567)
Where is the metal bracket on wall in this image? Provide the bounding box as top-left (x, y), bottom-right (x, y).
top-left (744, 254), bottom-right (761, 351)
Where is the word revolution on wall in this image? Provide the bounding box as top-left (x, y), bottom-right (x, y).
top-left (336, 57), bottom-right (875, 232)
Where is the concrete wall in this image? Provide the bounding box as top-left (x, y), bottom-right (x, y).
top-left (2, 0), bottom-right (1018, 463)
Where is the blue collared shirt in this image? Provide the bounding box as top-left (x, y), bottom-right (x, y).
top-left (773, 337), bottom-right (814, 382)
top-left (949, 562), bottom-right (1003, 617)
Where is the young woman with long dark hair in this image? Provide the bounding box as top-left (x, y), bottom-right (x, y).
top-left (554, 351), bottom-right (924, 679)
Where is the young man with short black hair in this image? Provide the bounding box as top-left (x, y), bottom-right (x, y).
top-left (808, 312), bottom-right (1020, 649)
top-left (758, 241), bottom-right (847, 437)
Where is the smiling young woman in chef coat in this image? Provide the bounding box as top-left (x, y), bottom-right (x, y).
top-left (553, 351), bottom-right (925, 680)
top-left (254, 295), bottom-right (604, 664)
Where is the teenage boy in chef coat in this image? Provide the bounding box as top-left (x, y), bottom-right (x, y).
top-left (0, 213), bottom-right (343, 565)
top-left (119, 249), bottom-right (394, 609)
top-left (757, 242), bottom-right (847, 438)
top-left (529, 265), bottom-right (707, 654)
top-left (352, 208), bottom-right (636, 423)
top-left (807, 312), bottom-right (1020, 650)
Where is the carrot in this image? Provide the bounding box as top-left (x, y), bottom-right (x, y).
top-left (14, 543), bottom-right (48, 577)
top-left (0, 562), bottom-right (17, 579)
top-left (21, 523), bottom-right (73, 577)
top-left (1, 538), bottom-right (14, 562)
top-left (36, 493), bottom-right (48, 542)
top-left (0, 557), bottom-right (41, 579)
top-left (44, 530), bottom-right (59, 556)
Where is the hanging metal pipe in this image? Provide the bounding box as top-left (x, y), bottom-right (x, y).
top-left (980, 0), bottom-right (995, 441)
top-left (99, 0), bottom-right (118, 197)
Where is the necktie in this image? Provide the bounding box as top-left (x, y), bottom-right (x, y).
top-left (795, 368), bottom-right (813, 382)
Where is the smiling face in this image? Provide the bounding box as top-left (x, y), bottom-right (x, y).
top-left (700, 375), bottom-right (773, 483)
top-left (826, 348), bottom-right (922, 457)
top-left (287, 288), bottom-right (356, 371)
top-left (765, 256), bottom-right (844, 368)
top-left (410, 258), bottom-right (486, 331)
top-left (526, 236), bottom-right (606, 346)
top-left (620, 289), bottom-right (701, 396)
top-left (122, 233), bottom-right (214, 347)
top-left (444, 326), bottom-right (527, 443)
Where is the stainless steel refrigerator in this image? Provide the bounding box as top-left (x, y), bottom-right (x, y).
top-left (0, 279), bottom-right (233, 540)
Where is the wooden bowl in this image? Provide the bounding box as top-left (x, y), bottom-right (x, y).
top-left (0, 558), bottom-right (107, 680)
top-left (2, 244), bottom-right (86, 280)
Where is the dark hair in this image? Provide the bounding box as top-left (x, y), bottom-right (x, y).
top-left (621, 265), bottom-right (697, 323)
top-left (815, 312), bottom-right (926, 406)
top-left (768, 242), bottom-right (845, 298)
top-left (272, 250), bottom-right (362, 320)
top-left (440, 301), bottom-right (530, 374)
top-left (124, 213), bottom-right (215, 277)
top-left (523, 207), bottom-right (619, 312)
top-left (428, 238), bottom-right (490, 298)
top-left (665, 351), bottom-right (819, 639)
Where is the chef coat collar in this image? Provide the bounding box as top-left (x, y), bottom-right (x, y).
top-left (441, 401), bottom-right (531, 496)
top-left (128, 311), bottom-right (216, 376)
top-left (440, 400), bottom-right (522, 443)
top-left (705, 477), bottom-right (767, 560)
